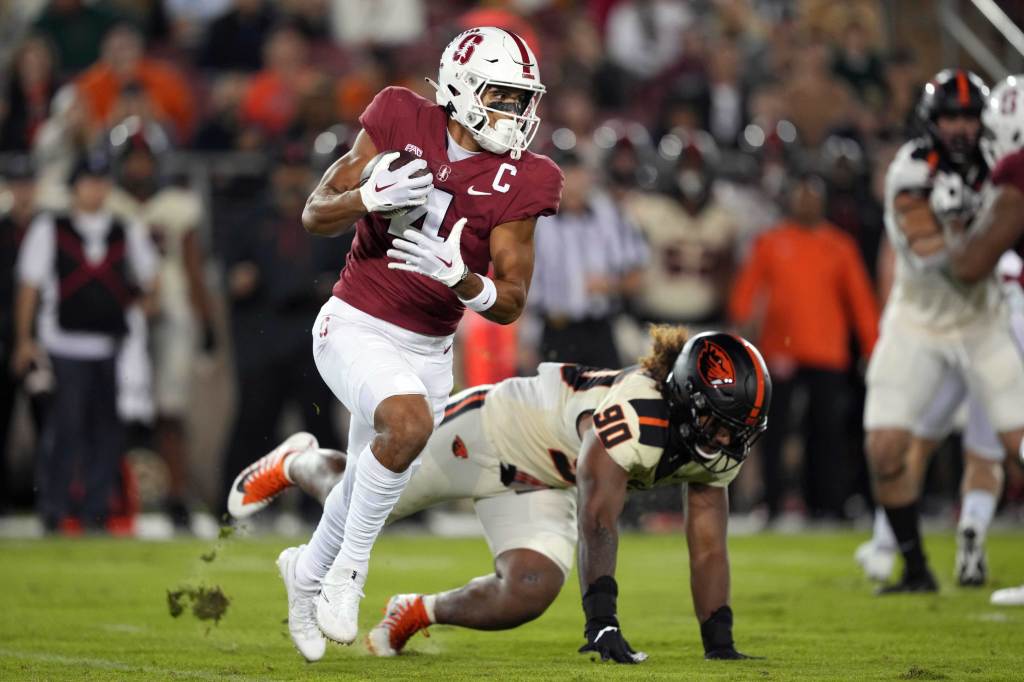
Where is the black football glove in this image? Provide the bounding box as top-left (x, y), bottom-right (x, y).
top-left (579, 625), bottom-right (648, 663)
top-left (700, 605), bottom-right (761, 660)
top-left (578, 576), bottom-right (648, 664)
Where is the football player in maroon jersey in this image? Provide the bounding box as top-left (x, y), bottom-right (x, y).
top-left (945, 75), bottom-right (1024, 605)
top-left (273, 27), bottom-right (563, 661)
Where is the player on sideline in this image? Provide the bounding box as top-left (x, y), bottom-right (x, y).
top-left (940, 74), bottom-right (1024, 605)
top-left (279, 27), bottom-right (562, 661)
top-left (864, 69), bottom-right (1024, 594)
top-left (229, 327), bottom-right (771, 662)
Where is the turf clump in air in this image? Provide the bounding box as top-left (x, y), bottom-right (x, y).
top-left (166, 585), bottom-right (230, 624)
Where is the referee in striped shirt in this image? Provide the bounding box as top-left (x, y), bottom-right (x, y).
top-left (529, 153), bottom-right (649, 368)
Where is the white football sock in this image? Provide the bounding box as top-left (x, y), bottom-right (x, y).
top-left (294, 447), bottom-right (361, 593)
top-left (422, 594), bottom-right (438, 623)
top-left (282, 447), bottom-right (313, 484)
top-left (872, 506), bottom-right (896, 550)
top-left (335, 445), bottom-right (412, 574)
top-left (959, 489), bottom-right (996, 535)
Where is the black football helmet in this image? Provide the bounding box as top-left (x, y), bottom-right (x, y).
top-left (916, 68), bottom-right (989, 166)
top-left (664, 332), bottom-right (772, 474)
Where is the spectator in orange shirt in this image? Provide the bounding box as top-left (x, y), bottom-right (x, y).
top-left (240, 25), bottom-right (314, 138)
top-left (729, 173), bottom-right (879, 522)
top-left (76, 24), bottom-right (195, 143)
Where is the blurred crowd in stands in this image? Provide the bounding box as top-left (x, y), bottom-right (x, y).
top-left (2, 0), bottom-right (1022, 534)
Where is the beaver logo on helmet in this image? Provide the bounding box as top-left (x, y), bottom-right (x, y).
top-left (697, 341), bottom-right (735, 387)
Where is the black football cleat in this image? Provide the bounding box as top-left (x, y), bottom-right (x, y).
top-left (876, 568), bottom-right (939, 595)
top-left (955, 526), bottom-right (988, 587)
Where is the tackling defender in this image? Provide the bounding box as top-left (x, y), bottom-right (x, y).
top-left (283, 26), bottom-right (562, 661)
top-left (230, 327), bottom-right (771, 662)
top-left (863, 69), bottom-right (1024, 594)
top-left (943, 75), bottom-right (1024, 606)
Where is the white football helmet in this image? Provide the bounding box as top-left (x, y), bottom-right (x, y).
top-left (431, 27), bottom-right (545, 160)
top-left (981, 75), bottom-right (1024, 168)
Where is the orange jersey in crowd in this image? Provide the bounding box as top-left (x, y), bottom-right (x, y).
top-left (76, 59), bottom-right (195, 141)
top-left (728, 221), bottom-right (879, 371)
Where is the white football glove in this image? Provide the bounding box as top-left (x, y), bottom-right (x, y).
top-left (929, 171), bottom-right (980, 220)
top-left (930, 171), bottom-right (982, 249)
top-left (359, 152), bottom-right (434, 214)
top-left (386, 217), bottom-right (469, 287)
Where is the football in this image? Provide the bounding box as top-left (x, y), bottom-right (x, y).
top-left (359, 149), bottom-right (430, 219)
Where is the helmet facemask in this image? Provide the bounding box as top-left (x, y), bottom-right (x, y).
top-left (460, 77), bottom-right (543, 159)
top-left (667, 372), bottom-right (765, 473)
top-left (674, 379), bottom-right (767, 475)
top-left (932, 112), bottom-right (983, 167)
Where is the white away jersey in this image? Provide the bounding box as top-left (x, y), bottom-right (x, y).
top-left (481, 363), bottom-right (619, 488)
top-left (594, 370), bottom-right (742, 490)
top-left (884, 139), bottom-right (1001, 330)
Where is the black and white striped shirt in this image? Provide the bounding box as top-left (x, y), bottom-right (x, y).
top-left (530, 191), bottom-right (649, 320)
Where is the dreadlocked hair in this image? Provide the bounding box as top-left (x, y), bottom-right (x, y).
top-left (638, 324), bottom-right (690, 386)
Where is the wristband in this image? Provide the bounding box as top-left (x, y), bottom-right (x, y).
top-left (700, 605), bottom-right (734, 653)
top-left (582, 575), bottom-right (619, 632)
top-left (458, 274), bottom-right (497, 312)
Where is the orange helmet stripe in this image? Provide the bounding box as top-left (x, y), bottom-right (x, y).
top-left (738, 339), bottom-right (766, 424)
top-left (956, 69), bottom-right (970, 106)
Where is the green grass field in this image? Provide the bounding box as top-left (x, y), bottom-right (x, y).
top-left (1, 530), bottom-right (1022, 680)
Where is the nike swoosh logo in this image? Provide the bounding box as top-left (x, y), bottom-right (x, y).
top-left (443, 344), bottom-right (452, 354)
top-left (594, 626), bottom-right (619, 642)
top-left (437, 256), bottom-right (453, 267)
top-left (375, 181), bottom-right (396, 192)
top-left (467, 186), bottom-right (491, 196)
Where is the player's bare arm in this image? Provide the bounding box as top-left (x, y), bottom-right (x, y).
top-left (893, 192), bottom-right (946, 258)
top-left (686, 483), bottom-right (752, 659)
top-left (575, 428), bottom-right (647, 663)
top-left (577, 429), bottom-right (628, 588)
top-left (949, 184), bottom-right (1024, 283)
top-left (301, 130), bottom-right (379, 237)
top-left (454, 217), bottom-right (536, 325)
top-left (686, 483), bottom-right (730, 623)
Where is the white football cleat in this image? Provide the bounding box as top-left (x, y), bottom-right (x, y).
top-left (991, 585), bottom-right (1024, 606)
top-left (855, 540), bottom-right (897, 582)
top-left (316, 564), bottom-right (365, 645)
top-left (367, 594), bottom-right (432, 656)
top-left (277, 545), bottom-right (326, 662)
top-left (228, 432), bottom-right (317, 519)
top-left (955, 524), bottom-right (987, 587)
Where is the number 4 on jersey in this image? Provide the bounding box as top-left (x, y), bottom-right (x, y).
top-left (388, 189), bottom-right (454, 239)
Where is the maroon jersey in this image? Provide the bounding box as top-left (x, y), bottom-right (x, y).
top-left (991, 147), bottom-right (1024, 261)
top-left (333, 86), bottom-right (563, 336)
top-left (992, 147), bottom-right (1024, 193)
